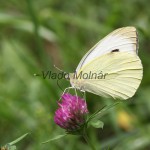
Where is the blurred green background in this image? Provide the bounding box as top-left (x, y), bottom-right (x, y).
top-left (0, 0), bottom-right (150, 149)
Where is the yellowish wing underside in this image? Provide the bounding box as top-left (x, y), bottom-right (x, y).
top-left (76, 27), bottom-right (138, 72)
top-left (76, 52), bottom-right (143, 100)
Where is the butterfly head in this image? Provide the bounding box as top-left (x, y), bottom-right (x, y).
top-left (69, 73), bottom-right (84, 90)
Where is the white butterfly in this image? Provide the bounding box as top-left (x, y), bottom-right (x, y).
top-left (69, 27), bottom-right (143, 100)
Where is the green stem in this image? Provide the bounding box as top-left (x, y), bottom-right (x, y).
top-left (26, 0), bottom-right (47, 66)
top-left (83, 132), bottom-right (96, 150)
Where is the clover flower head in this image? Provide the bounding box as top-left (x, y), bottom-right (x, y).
top-left (54, 93), bottom-right (88, 132)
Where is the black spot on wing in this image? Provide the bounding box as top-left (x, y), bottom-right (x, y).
top-left (111, 49), bottom-right (119, 52)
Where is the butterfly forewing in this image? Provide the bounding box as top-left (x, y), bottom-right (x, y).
top-left (76, 27), bottom-right (138, 72)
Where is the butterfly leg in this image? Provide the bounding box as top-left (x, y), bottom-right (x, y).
top-left (74, 88), bottom-right (78, 98)
top-left (58, 87), bottom-right (75, 101)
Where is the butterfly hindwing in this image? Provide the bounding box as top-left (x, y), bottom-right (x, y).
top-left (74, 52), bottom-right (143, 100)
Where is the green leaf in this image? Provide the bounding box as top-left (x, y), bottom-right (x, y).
top-left (89, 120), bottom-right (104, 129)
top-left (87, 102), bottom-right (120, 123)
top-left (1, 133), bottom-right (28, 150)
top-left (0, 12), bottom-right (57, 42)
top-left (8, 133), bottom-right (29, 146)
top-left (8, 145), bottom-right (17, 150)
top-left (1, 145), bottom-right (17, 150)
top-left (42, 134), bottom-right (67, 144)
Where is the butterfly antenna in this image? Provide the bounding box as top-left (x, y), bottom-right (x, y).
top-left (54, 64), bottom-right (64, 72)
top-left (54, 64), bottom-right (69, 80)
top-left (57, 79), bottom-right (64, 92)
